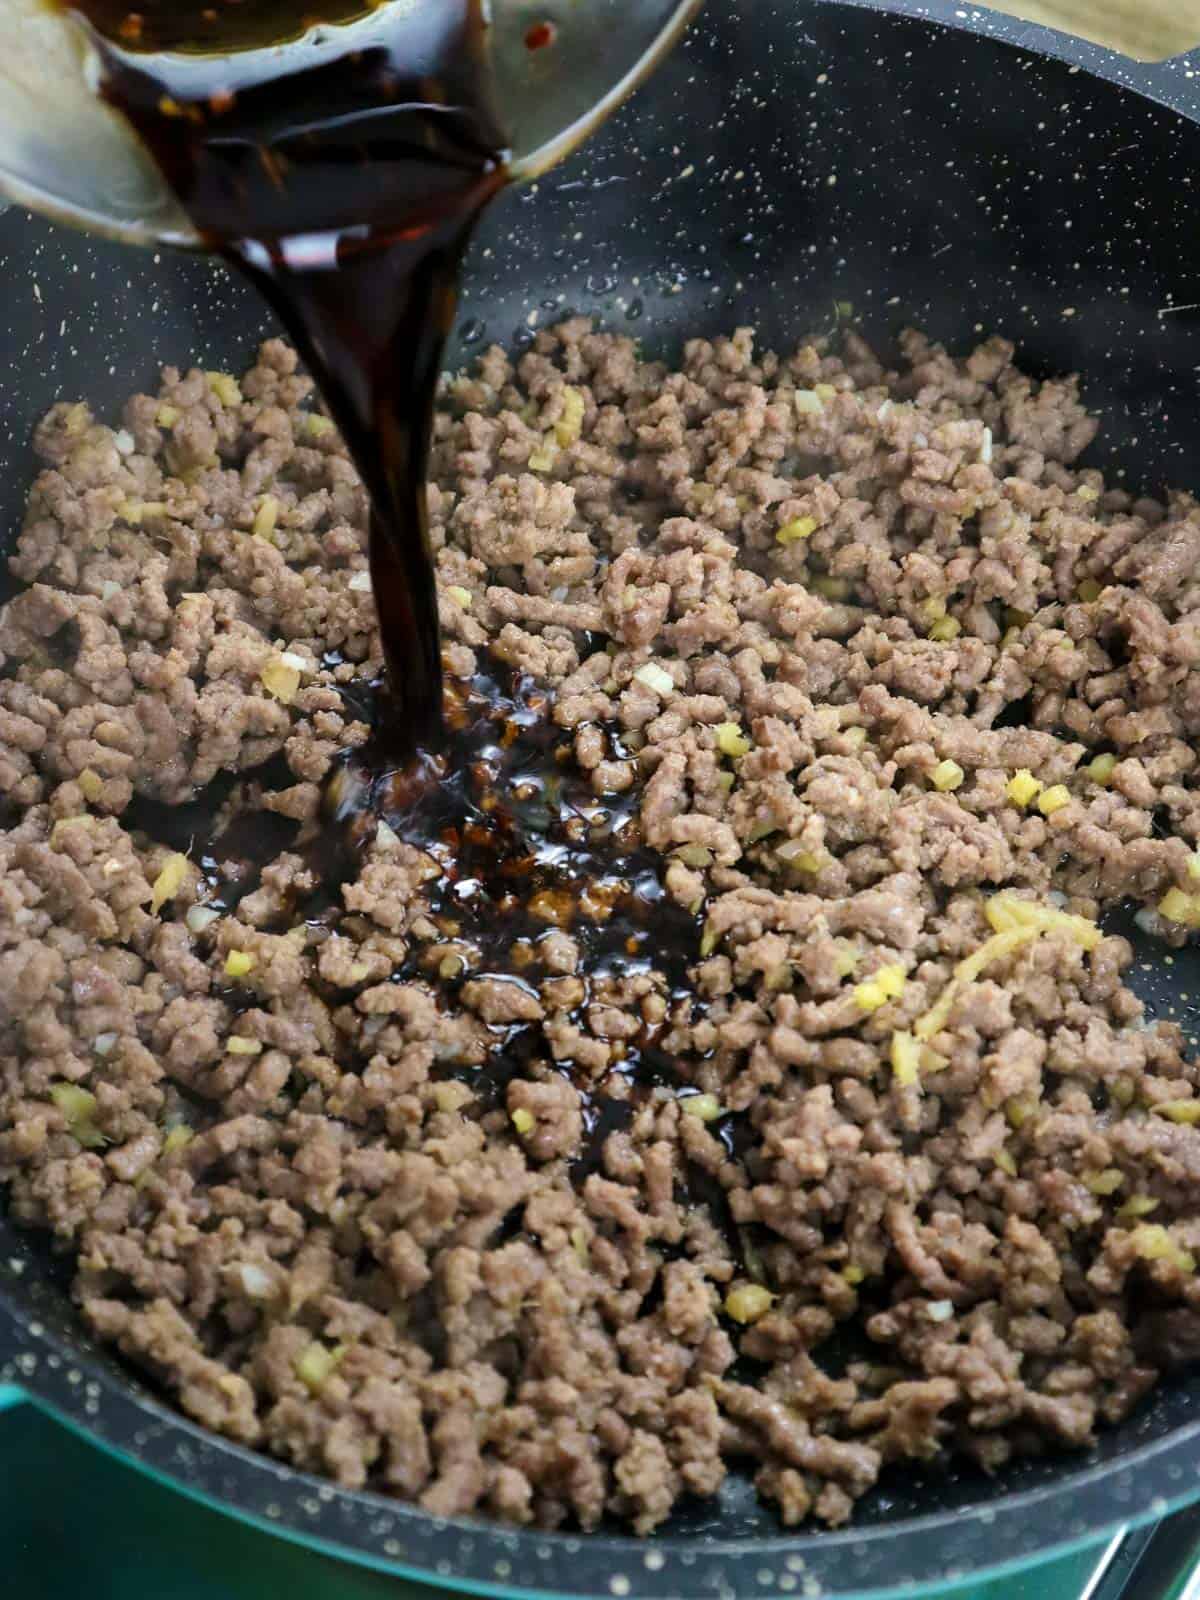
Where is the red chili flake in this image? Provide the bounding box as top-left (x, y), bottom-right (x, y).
top-left (117, 11), bottom-right (143, 40)
top-left (524, 20), bottom-right (555, 50)
top-left (209, 87), bottom-right (235, 114)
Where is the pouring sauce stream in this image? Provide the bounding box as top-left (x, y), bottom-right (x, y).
top-left (61, 0), bottom-right (510, 746)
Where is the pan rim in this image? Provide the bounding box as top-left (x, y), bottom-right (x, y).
top-left (3, 0), bottom-right (1200, 1593)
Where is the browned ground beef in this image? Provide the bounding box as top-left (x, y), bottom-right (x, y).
top-left (4, 322), bottom-right (1200, 1533)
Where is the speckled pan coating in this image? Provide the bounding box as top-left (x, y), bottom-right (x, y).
top-left (6, 2), bottom-right (1200, 1594)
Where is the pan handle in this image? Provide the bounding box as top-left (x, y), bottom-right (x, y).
top-left (1118, 1502), bottom-right (1200, 1600)
top-left (1087, 1503), bottom-right (1200, 1600)
top-left (0, 1384), bottom-right (28, 1412)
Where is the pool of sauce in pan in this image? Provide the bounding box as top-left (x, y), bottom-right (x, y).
top-left (192, 661), bottom-right (711, 1182)
top-left (67, 0), bottom-right (711, 1189)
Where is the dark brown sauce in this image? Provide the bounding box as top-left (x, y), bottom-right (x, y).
top-left (66, 0), bottom-right (712, 1206)
top-left (189, 661), bottom-right (707, 1154)
top-left (64, 0), bottom-right (508, 744)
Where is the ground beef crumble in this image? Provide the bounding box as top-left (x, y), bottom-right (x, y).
top-left (4, 324), bottom-right (1200, 1532)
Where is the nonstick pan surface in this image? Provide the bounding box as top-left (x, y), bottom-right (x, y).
top-left (5, 2), bottom-right (1200, 1594)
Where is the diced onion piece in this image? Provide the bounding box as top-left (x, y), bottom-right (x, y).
top-left (1076, 484), bottom-right (1100, 502)
top-left (224, 950), bottom-right (256, 979)
top-left (434, 1082), bottom-right (472, 1114)
top-left (554, 386), bottom-right (585, 447)
top-left (1076, 578), bottom-right (1102, 603)
top-left (1083, 1168), bottom-right (1125, 1195)
top-left (78, 767), bottom-right (104, 803)
top-left (674, 844), bottom-right (713, 869)
top-left (1130, 1224), bottom-right (1195, 1274)
top-left (777, 841), bottom-right (824, 873)
top-left (994, 1148), bottom-right (1017, 1176)
top-left (814, 382), bottom-right (837, 402)
top-left (374, 820), bottom-right (400, 851)
top-left (1158, 887), bottom-right (1200, 928)
top-left (260, 653), bottom-right (301, 704)
top-left (699, 921), bottom-right (719, 958)
top-left (113, 428), bottom-right (134, 455)
top-left (875, 965), bottom-right (907, 999)
top-left (305, 412), bottom-right (334, 437)
top-left (155, 403), bottom-right (179, 428)
top-left (1006, 770), bottom-right (1043, 808)
top-left (929, 616), bottom-right (961, 642)
top-left (186, 905), bottom-right (221, 935)
top-left (980, 427), bottom-right (993, 465)
top-left (446, 585), bottom-right (472, 608)
top-left (295, 1341), bottom-right (345, 1392)
top-left (1187, 853), bottom-right (1200, 882)
top-left (151, 852), bottom-right (189, 915)
top-left (921, 596), bottom-right (947, 624)
top-left (843, 726), bottom-right (868, 750)
top-left (121, 498), bottom-right (155, 525)
top-left (633, 662), bottom-right (675, 697)
top-left (1153, 1099), bottom-right (1200, 1124)
top-left (832, 940), bottom-right (860, 978)
top-left (854, 980), bottom-right (887, 1013)
top-left (50, 1084), bottom-right (104, 1148)
top-left (724, 1283), bottom-right (775, 1324)
top-left (794, 388), bottom-right (824, 416)
top-left (890, 1031), bottom-right (921, 1087)
top-left (162, 1123), bottom-right (193, 1156)
top-left (715, 722), bottom-right (751, 758)
top-left (348, 570), bottom-right (372, 593)
top-left (226, 1036), bottom-right (262, 1055)
top-left (51, 1084), bottom-right (96, 1119)
top-left (1037, 784), bottom-right (1072, 816)
top-left (776, 516), bottom-right (816, 545)
top-left (92, 1032), bottom-right (118, 1057)
top-left (1088, 753), bottom-right (1117, 785)
top-left (236, 1262), bottom-right (274, 1299)
top-left (100, 580), bottom-right (121, 602)
top-left (931, 759), bottom-right (964, 792)
top-left (1005, 1095), bottom-right (1038, 1129)
top-left (681, 1093), bottom-right (724, 1122)
top-left (206, 371), bottom-right (243, 406)
top-left (253, 495), bottom-right (278, 540)
top-left (842, 1264), bottom-right (866, 1285)
top-left (1117, 1193), bottom-right (1159, 1220)
top-left (527, 440), bottom-right (558, 472)
top-left (511, 1108), bottom-right (535, 1135)
top-left (926, 1299), bottom-right (955, 1323)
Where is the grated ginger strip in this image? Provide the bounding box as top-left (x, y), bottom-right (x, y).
top-left (914, 895), bottom-right (1100, 1042)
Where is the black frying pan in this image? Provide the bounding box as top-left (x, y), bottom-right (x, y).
top-left (5, 2), bottom-right (1200, 1593)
